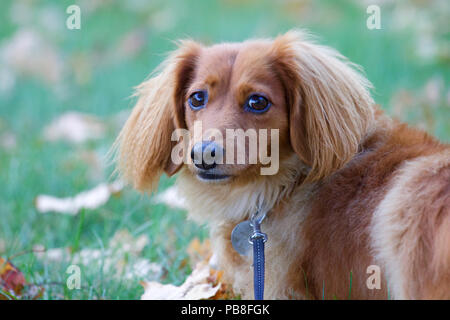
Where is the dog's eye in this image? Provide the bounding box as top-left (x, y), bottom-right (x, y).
top-left (188, 91), bottom-right (208, 110)
top-left (245, 94), bottom-right (271, 113)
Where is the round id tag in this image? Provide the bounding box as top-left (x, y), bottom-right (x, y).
top-left (231, 220), bottom-right (253, 256)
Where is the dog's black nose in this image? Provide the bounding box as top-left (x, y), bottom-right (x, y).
top-left (191, 141), bottom-right (219, 170)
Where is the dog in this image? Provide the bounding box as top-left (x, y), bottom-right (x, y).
top-left (114, 30), bottom-right (450, 299)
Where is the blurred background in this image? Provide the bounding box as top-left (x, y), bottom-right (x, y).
top-left (0, 0), bottom-right (448, 299)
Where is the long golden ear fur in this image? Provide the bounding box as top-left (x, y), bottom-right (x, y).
top-left (112, 41), bottom-right (201, 192)
top-left (272, 30), bottom-right (375, 182)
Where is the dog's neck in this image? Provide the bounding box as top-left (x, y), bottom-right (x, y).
top-left (176, 155), bottom-right (309, 225)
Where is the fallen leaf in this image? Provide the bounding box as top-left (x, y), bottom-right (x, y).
top-left (0, 257), bottom-right (43, 300)
top-left (390, 89), bottom-right (414, 119)
top-left (34, 229), bottom-right (162, 281)
top-left (35, 180), bottom-right (123, 215)
top-left (388, 0), bottom-right (447, 61)
top-left (208, 268), bottom-right (236, 300)
top-left (0, 132), bottom-right (17, 151)
top-left (33, 246), bottom-right (69, 262)
top-left (140, 237), bottom-right (235, 300)
top-left (0, 29), bottom-right (64, 85)
top-left (141, 258), bottom-right (236, 300)
top-left (187, 238), bottom-right (212, 266)
top-left (390, 76), bottom-right (448, 134)
top-left (141, 262), bottom-right (220, 300)
top-left (43, 111), bottom-right (106, 144)
top-left (141, 281), bottom-right (183, 300)
top-left (116, 29), bottom-right (147, 59)
top-left (148, 8), bottom-right (176, 32)
top-left (122, 259), bottom-right (162, 280)
top-left (109, 229), bottom-right (149, 256)
top-left (0, 257), bottom-right (25, 298)
top-left (153, 185), bottom-right (187, 210)
top-left (423, 76), bottom-right (443, 105)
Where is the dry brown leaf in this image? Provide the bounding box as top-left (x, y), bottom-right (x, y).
top-left (390, 89), bottom-right (414, 119)
top-left (423, 76), bottom-right (443, 106)
top-left (208, 269), bottom-right (236, 300)
top-left (0, 257), bottom-right (43, 300)
top-left (187, 238), bottom-right (212, 266)
top-left (116, 29), bottom-right (147, 58)
top-left (141, 240), bottom-right (236, 301)
top-left (0, 257), bottom-right (25, 299)
top-left (33, 245), bottom-right (69, 262)
top-left (123, 259), bottom-right (162, 280)
top-left (35, 180), bottom-right (123, 215)
top-left (141, 262), bottom-right (236, 300)
top-left (148, 8), bottom-right (176, 32)
top-left (0, 132), bottom-right (17, 151)
top-left (109, 229), bottom-right (149, 255)
top-left (0, 29), bottom-right (64, 85)
top-left (390, 76), bottom-right (448, 134)
top-left (141, 262), bottom-right (221, 300)
top-left (43, 111), bottom-right (106, 144)
top-left (153, 186), bottom-right (186, 210)
top-left (34, 229), bottom-right (162, 281)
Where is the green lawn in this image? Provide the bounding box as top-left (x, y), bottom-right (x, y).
top-left (0, 0), bottom-right (448, 299)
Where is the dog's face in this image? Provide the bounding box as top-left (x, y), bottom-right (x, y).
top-left (116, 30), bottom-right (375, 191)
top-left (182, 42), bottom-right (291, 184)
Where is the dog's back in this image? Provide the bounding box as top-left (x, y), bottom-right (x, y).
top-left (301, 113), bottom-right (450, 299)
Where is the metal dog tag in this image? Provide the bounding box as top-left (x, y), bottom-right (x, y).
top-left (231, 220), bottom-right (253, 256)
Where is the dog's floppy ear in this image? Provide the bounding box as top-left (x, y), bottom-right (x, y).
top-left (271, 30), bottom-right (375, 182)
top-left (114, 40), bottom-right (201, 192)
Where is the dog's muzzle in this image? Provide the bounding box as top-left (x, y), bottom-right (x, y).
top-left (191, 141), bottom-right (229, 181)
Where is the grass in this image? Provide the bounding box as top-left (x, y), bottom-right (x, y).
top-left (0, 0), bottom-right (448, 299)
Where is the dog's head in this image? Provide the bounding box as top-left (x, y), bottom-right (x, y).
top-left (115, 30), bottom-right (374, 192)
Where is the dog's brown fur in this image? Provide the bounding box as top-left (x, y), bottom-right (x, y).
top-left (114, 30), bottom-right (450, 299)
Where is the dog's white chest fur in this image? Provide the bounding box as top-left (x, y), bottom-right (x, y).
top-left (176, 161), bottom-right (316, 299)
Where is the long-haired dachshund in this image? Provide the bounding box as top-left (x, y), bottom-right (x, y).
top-left (114, 30), bottom-right (450, 299)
